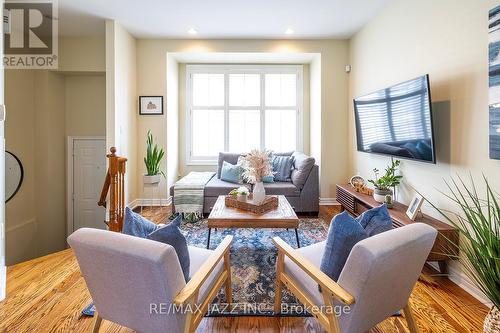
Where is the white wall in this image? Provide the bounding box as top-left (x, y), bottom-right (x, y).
top-left (105, 20), bottom-right (138, 204)
top-left (349, 0), bottom-right (499, 303)
top-left (166, 55), bottom-right (179, 194)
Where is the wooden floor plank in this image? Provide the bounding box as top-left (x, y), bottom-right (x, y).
top-left (0, 207), bottom-right (487, 333)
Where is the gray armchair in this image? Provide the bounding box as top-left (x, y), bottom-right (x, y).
top-left (274, 223), bottom-right (437, 333)
top-left (68, 228), bottom-right (233, 333)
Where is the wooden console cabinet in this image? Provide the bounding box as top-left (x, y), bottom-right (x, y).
top-left (336, 184), bottom-right (458, 273)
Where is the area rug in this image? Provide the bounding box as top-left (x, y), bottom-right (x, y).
top-left (82, 217), bottom-right (328, 317)
top-left (181, 217), bottom-right (328, 316)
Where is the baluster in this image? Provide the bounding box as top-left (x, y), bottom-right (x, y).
top-left (98, 147), bottom-right (128, 232)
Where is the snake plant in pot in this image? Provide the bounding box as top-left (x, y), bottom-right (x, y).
top-left (424, 176), bottom-right (499, 332)
top-left (368, 159), bottom-right (403, 203)
top-left (143, 130), bottom-right (165, 186)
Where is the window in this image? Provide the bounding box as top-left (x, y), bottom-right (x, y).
top-left (186, 65), bottom-right (303, 164)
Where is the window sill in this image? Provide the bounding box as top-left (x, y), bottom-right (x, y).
top-left (186, 160), bottom-right (218, 166)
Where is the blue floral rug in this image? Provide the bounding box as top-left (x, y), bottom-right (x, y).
top-left (82, 217), bottom-right (328, 317)
top-left (181, 217), bottom-right (328, 316)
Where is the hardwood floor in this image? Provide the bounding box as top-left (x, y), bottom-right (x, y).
top-left (318, 204), bottom-right (342, 225)
top-left (0, 207), bottom-right (487, 332)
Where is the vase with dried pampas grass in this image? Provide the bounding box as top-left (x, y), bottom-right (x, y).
top-left (240, 150), bottom-right (273, 204)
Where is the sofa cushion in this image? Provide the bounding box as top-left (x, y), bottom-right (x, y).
top-left (262, 175), bottom-right (274, 183)
top-left (205, 177), bottom-right (250, 197)
top-left (263, 182), bottom-right (300, 196)
top-left (220, 161), bottom-right (244, 184)
top-left (271, 155), bottom-right (294, 182)
top-left (291, 152), bottom-right (315, 189)
top-left (217, 152), bottom-right (243, 179)
top-left (273, 151), bottom-right (294, 156)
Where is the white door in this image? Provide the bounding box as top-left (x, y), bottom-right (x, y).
top-left (72, 139), bottom-right (106, 231)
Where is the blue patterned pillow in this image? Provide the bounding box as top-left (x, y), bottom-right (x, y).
top-left (356, 204), bottom-right (393, 236)
top-left (271, 155), bottom-right (294, 182)
top-left (320, 212), bottom-right (368, 282)
top-left (220, 161), bottom-right (244, 184)
top-left (147, 215), bottom-right (190, 282)
top-left (122, 207), bottom-right (159, 238)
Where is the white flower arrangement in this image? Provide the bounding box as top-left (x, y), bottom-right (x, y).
top-left (240, 149), bottom-right (274, 184)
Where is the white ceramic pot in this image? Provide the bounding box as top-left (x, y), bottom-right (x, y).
top-left (484, 306), bottom-right (500, 333)
top-left (237, 194), bottom-right (247, 202)
top-left (253, 181), bottom-right (266, 204)
top-left (143, 174), bottom-right (161, 185)
top-left (373, 188), bottom-right (392, 203)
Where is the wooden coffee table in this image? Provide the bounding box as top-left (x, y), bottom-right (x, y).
top-left (207, 195), bottom-right (300, 249)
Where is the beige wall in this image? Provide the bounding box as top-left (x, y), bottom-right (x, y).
top-left (5, 38), bottom-right (106, 265)
top-left (65, 75), bottom-right (106, 137)
top-left (5, 71), bottom-right (37, 264)
top-left (136, 39), bottom-right (349, 198)
top-left (105, 20), bottom-right (138, 203)
top-left (33, 71), bottom-right (67, 258)
top-left (59, 37), bottom-right (106, 73)
top-left (349, 0), bottom-right (499, 301)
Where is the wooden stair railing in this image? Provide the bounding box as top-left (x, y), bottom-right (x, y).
top-left (98, 147), bottom-right (127, 232)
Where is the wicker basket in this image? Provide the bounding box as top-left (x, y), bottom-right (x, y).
top-left (225, 195), bottom-right (278, 214)
top-left (484, 306), bottom-right (500, 333)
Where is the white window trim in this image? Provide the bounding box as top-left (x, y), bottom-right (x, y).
top-left (186, 64), bottom-right (304, 165)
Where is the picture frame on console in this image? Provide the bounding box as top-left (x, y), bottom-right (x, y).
top-left (406, 193), bottom-right (424, 220)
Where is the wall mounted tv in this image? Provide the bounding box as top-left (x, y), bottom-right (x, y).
top-left (353, 74), bottom-right (436, 163)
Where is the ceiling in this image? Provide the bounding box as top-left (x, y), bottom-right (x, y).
top-left (58, 0), bottom-right (390, 39)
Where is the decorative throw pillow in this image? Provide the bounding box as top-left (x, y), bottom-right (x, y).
top-left (290, 152), bottom-right (315, 189)
top-left (220, 161), bottom-right (244, 184)
top-left (271, 155), bottom-right (294, 182)
top-left (122, 207), bottom-right (159, 238)
top-left (147, 214), bottom-right (190, 282)
top-left (356, 204), bottom-right (393, 236)
top-left (320, 212), bottom-right (368, 282)
top-left (262, 175), bottom-right (274, 183)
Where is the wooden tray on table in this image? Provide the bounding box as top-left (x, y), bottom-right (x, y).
top-left (224, 195), bottom-right (278, 214)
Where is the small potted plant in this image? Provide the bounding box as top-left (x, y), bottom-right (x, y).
top-left (230, 187), bottom-right (249, 202)
top-left (368, 159), bottom-right (402, 203)
top-left (143, 130), bottom-right (165, 186)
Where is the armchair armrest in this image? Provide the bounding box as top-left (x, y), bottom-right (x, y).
top-left (273, 237), bottom-right (354, 305)
top-left (174, 235), bottom-right (233, 305)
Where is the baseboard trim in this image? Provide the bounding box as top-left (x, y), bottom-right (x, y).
top-left (319, 197), bottom-right (338, 205)
top-left (128, 197), bottom-right (172, 210)
top-left (428, 262), bottom-right (492, 307)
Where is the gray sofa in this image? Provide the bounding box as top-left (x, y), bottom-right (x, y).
top-left (170, 151), bottom-right (319, 215)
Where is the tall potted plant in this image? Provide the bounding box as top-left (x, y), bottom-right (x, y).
top-left (425, 176), bottom-right (499, 332)
top-left (143, 130), bottom-right (165, 185)
top-left (368, 159), bottom-right (402, 203)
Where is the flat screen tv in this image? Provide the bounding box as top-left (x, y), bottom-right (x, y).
top-left (353, 74), bottom-right (436, 163)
